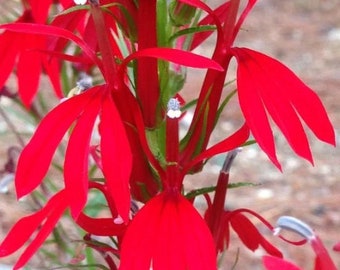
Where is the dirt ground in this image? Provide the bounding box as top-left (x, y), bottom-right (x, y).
top-left (0, 0), bottom-right (339, 269)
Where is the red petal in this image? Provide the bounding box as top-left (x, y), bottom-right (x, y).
top-left (64, 91), bottom-right (101, 219)
top-left (333, 241), bottom-right (340, 252)
top-left (121, 47), bottom-right (223, 72)
top-left (76, 212), bottom-right (126, 236)
top-left (15, 88), bottom-right (98, 198)
top-left (262, 255), bottom-right (301, 270)
top-left (0, 190), bottom-right (68, 269)
top-left (17, 35), bottom-right (43, 107)
top-left (99, 91), bottom-right (132, 223)
top-left (311, 236), bottom-right (337, 270)
top-left (183, 124), bottom-right (249, 173)
top-left (232, 47), bottom-right (335, 168)
top-left (120, 193), bottom-right (216, 270)
top-left (0, 32), bottom-right (19, 88)
top-left (0, 23), bottom-right (102, 72)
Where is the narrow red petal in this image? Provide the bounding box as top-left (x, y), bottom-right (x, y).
top-left (43, 56), bottom-right (63, 98)
top-left (64, 91), bottom-right (101, 219)
top-left (15, 88), bottom-right (97, 198)
top-left (183, 124), bottom-right (249, 173)
top-left (262, 255), bottom-right (301, 270)
top-left (0, 33), bottom-right (19, 88)
top-left (0, 190), bottom-right (68, 269)
top-left (13, 190), bottom-right (69, 269)
top-left (232, 47), bottom-right (335, 167)
top-left (121, 48), bottom-right (223, 72)
top-left (99, 91), bottom-right (132, 223)
top-left (0, 23), bottom-right (102, 72)
top-left (311, 236), bottom-right (338, 270)
top-left (76, 212), bottom-right (126, 236)
top-left (17, 35), bottom-right (43, 107)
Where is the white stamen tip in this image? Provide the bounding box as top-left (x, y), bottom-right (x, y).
top-left (74, 0), bottom-right (87, 5)
top-left (113, 215), bottom-right (124, 225)
top-left (167, 98), bottom-right (181, 119)
top-left (76, 73), bottom-right (93, 91)
top-left (275, 216), bottom-right (315, 241)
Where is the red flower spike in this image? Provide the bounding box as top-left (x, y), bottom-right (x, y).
top-left (262, 255), bottom-right (301, 270)
top-left (99, 91), bottom-right (132, 223)
top-left (232, 47), bottom-right (335, 168)
top-left (0, 190), bottom-right (69, 270)
top-left (15, 88), bottom-right (98, 199)
top-left (120, 192), bottom-right (217, 270)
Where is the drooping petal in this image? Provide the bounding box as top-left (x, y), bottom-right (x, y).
top-left (99, 91), bottom-right (132, 223)
top-left (119, 192), bottom-right (216, 270)
top-left (230, 212), bottom-right (282, 257)
top-left (15, 87), bottom-right (98, 198)
top-left (232, 47), bottom-right (335, 168)
top-left (64, 90), bottom-right (101, 219)
top-left (16, 34), bottom-right (43, 107)
top-left (0, 32), bottom-right (19, 88)
top-left (0, 190), bottom-right (69, 270)
top-left (262, 255), bottom-right (301, 270)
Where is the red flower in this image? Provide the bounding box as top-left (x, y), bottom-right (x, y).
top-left (231, 47), bottom-right (335, 169)
top-left (119, 192), bottom-right (217, 270)
top-left (15, 85), bottom-right (132, 222)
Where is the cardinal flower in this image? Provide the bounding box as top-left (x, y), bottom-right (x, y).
top-left (231, 47), bottom-right (335, 169)
top-left (263, 216), bottom-right (338, 270)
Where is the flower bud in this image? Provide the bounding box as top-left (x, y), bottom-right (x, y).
top-left (169, 2), bottom-right (196, 26)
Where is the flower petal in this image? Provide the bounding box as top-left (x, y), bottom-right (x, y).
top-left (121, 47), bottom-right (223, 72)
top-left (64, 90), bottom-right (101, 219)
top-left (0, 190), bottom-right (69, 269)
top-left (120, 192), bottom-right (216, 270)
top-left (99, 91), bottom-right (132, 223)
top-left (232, 47), bottom-right (335, 168)
top-left (262, 255), bottom-right (301, 270)
top-left (15, 88), bottom-right (97, 198)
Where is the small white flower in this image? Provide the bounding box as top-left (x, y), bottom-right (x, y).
top-left (74, 0), bottom-right (87, 5)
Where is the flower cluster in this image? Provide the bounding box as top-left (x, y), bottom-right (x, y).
top-left (0, 0), bottom-right (337, 269)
